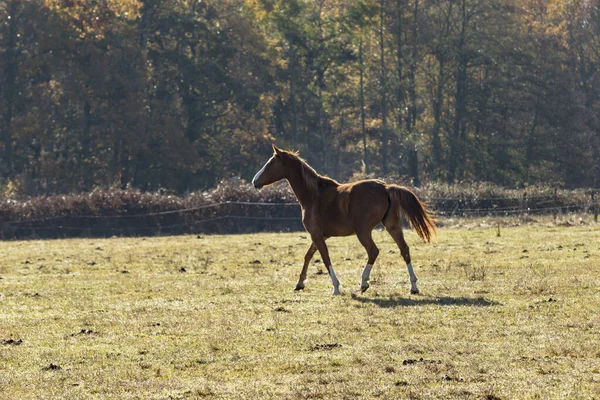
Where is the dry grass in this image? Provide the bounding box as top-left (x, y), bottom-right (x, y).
top-left (1, 220), bottom-right (600, 399)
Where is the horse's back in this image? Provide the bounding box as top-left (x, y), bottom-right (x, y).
top-left (340, 178), bottom-right (386, 192)
top-left (340, 179), bottom-right (388, 201)
top-left (339, 179), bottom-right (389, 229)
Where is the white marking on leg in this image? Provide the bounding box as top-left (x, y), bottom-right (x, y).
top-left (328, 265), bottom-right (341, 295)
top-left (407, 263), bottom-right (417, 282)
top-left (252, 157), bottom-right (273, 186)
top-left (407, 263), bottom-right (419, 294)
top-left (361, 263), bottom-right (373, 292)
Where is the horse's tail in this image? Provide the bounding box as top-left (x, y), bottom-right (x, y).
top-left (386, 184), bottom-right (436, 243)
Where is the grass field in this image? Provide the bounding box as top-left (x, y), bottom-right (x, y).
top-left (1, 218), bottom-right (600, 399)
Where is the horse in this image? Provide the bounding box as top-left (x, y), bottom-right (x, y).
top-left (252, 144), bottom-right (436, 295)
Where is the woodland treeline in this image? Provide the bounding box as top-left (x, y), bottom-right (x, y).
top-left (1, 0), bottom-right (599, 197)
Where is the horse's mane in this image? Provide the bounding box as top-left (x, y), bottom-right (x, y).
top-left (281, 150), bottom-right (338, 194)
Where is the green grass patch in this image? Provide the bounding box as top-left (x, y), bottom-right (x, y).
top-left (1, 222), bottom-right (600, 399)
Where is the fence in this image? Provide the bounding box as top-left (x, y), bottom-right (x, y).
top-left (0, 201), bottom-right (303, 239)
top-left (1, 190), bottom-right (598, 240)
top-left (431, 190), bottom-right (599, 218)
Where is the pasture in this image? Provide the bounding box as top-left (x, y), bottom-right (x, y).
top-left (1, 219), bottom-right (599, 399)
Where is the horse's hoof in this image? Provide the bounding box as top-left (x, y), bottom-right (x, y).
top-left (294, 283), bottom-right (305, 291)
top-left (410, 288), bottom-right (420, 295)
top-left (333, 288), bottom-right (342, 296)
top-left (360, 283), bottom-right (370, 293)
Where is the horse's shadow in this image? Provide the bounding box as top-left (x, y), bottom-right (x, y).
top-left (351, 293), bottom-right (500, 308)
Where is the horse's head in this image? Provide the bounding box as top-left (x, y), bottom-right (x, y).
top-left (252, 144), bottom-right (287, 189)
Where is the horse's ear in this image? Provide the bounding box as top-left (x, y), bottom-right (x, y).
top-left (272, 144), bottom-right (281, 155)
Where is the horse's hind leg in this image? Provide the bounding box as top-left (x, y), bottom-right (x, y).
top-left (356, 230), bottom-right (380, 293)
top-left (311, 234), bottom-right (341, 295)
top-left (295, 243), bottom-right (317, 291)
top-left (383, 216), bottom-right (419, 294)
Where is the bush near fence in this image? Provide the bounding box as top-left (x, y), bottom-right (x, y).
top-left (0, 180), bottom-right (598, 239)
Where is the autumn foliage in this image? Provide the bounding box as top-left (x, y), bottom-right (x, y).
top-left (0, 0), bottom-right (599, 198)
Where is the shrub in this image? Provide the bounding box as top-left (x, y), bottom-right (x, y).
top-left (0, 180), bottom-right (595, 239)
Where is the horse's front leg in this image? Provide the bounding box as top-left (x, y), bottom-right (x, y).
top-left (295, 242), bottom-right (317, 291)
top-left (311, 234), bottom-right (341, 295)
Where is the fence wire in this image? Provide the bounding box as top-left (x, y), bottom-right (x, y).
top-left (1, 195), bottom-right (598, 239)
top-left (0, 201), bottom-right (300, 224)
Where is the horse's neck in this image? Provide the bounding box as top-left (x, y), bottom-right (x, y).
top-left (286, 167), bottom-right (318, 209)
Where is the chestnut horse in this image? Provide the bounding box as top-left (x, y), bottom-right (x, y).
top-left (252, 145), bottom-right (436, 295)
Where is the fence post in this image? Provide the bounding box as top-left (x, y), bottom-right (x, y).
top-left (553, 187), bottom-right (558, 221)
top-left (593, 190), bottom-right (598, 222)
top-left (521, 191), bottom-right (528, 218)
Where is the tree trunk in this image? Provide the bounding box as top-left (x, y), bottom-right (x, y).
top-left (119, 141), bottom-right (130, 189)
top-left (81, 100), bottom-right (92, 190)
top-left (289, 37), bottom-right (299, 143)
top-left (449, 5), bottom-right (468, 183)
top-left (318, 86), bottom-right (325, 169)
top-left (359, 37), bottom-right (368, 176)
top-left (107, 121), bottom-right (120, 188)
top-left (524, 107), bottom-right (539, 184)
top-left (431, 53), bottom-right (444, 179)
top-left (335, 112), bottom-right (344, 179)
top-left (2, 0), bottom-right (18, 175)
top-left (394, 0), bottom-right (405, 175)
top-left (407, 0), bottom-right (419, 186)
top-left (449, 54), bottom-right (467, 183)
top-left (380, 0), bottom-right (388, 176)
top-left (124, 0), bottom-right (156, 189)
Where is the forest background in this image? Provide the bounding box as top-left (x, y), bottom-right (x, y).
top-left (1, 0), bottom-right (599, 198)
